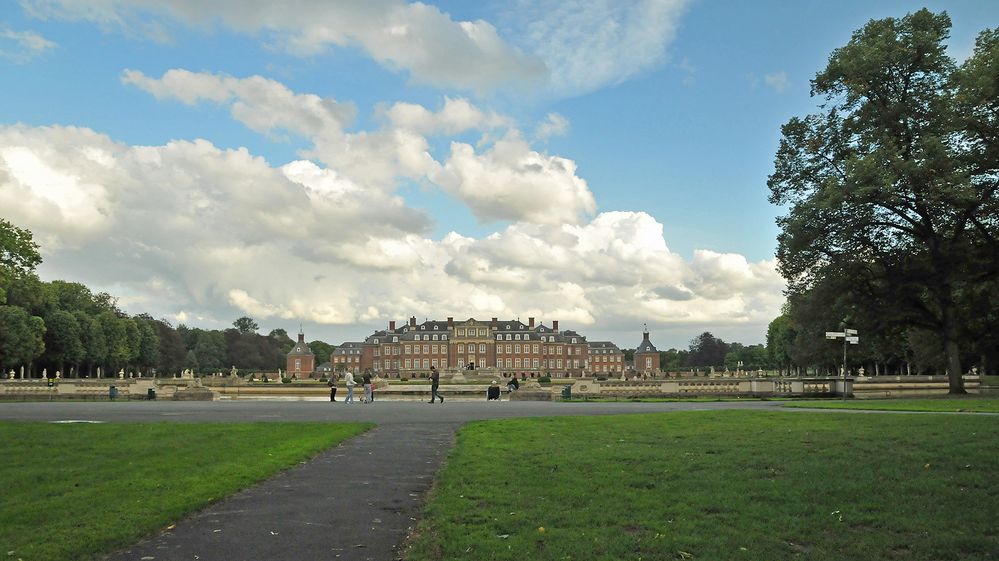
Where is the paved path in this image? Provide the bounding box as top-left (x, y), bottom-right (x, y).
top-left (2, 400), bottom-right (991, 560)
top-left (103, 421), bottom-right (459, 561)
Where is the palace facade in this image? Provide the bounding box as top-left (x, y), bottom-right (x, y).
top-left (329, 317), bottom-right (656, 379)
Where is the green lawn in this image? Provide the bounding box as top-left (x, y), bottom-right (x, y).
top-left (0, 421), bottom-right (371, 561)
top-left (783, 397), bottom-right (999, 413)
top-left (404, 411), bottom-right (998, 561)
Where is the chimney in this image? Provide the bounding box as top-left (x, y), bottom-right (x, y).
top-left (389, 320), bottom-right (396, 331)
top-left (410, 316), bottom-right (417, 327)
top-left (491, 317), bottom-right (498, 327)
top-left (297, 332), bottom-right (305, 343)
top-left (553, 320), bottom-right (559, 331)
top-left (529, 317), bottom-right (535, 328)
top-left (447, 317), bottom-right (454, 328)
top-left (643, 331), bottom-right (651, 342)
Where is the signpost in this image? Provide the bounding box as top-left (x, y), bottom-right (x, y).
top-left (826, 328), bottom-right (859, 399)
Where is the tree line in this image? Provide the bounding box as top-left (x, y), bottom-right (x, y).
top-left (766, 9), bottom-right (999, 392)
top-left (0, 219), bottom-right (336, 378)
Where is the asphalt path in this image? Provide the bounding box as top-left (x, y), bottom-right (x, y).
top-left (4, 399), bottom-right (987, 560)
top-left (0, 398), bottom-right (785, 425)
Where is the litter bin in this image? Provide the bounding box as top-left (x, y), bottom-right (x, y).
top-left (109, 385), bottom-right (118, 400)
top-left (560, 385), bottom-right (572, 399)
top-left (147, 387), bottom-right (156, 400)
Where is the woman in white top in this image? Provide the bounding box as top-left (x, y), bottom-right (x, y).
top-left (344, 371), bottom-right (356, 403)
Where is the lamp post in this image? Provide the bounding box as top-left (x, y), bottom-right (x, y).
top-left (825, 328), bottom-right (859, 399)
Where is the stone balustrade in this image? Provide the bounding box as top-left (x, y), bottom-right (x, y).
top-left (570, 377), bottom-right (851, 398)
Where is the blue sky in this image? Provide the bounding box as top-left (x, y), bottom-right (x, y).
top-left (1, 0), bottom-right (995, 350)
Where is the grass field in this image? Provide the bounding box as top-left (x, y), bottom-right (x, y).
top-left (404, 411), bottom-right (998, 561)
top-left (0, 421), bottom-right (371, 561)
top-left (783, 397), bottom-right (999, 413)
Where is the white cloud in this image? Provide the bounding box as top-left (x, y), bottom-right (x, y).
top-left (124, 69), bottom-right (598, 224)
top-left (0, 26), bottom-right (56, 63)
top-left (431, 134), bottom-right (597, 225)
top-left (26, 0), bottom-right (548, 92)
top-left (511, 0), bottom-right (689, 96)
top-left (1, 123), bottom-right (784, 339)
top-left (764, 71), bottom-right (790, 94)
top-left (535, 112), bottom-right (569, 141)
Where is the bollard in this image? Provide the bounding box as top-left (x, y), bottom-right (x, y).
top-left (109, 385), bottom-right (118, 400)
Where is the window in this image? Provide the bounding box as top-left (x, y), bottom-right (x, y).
top-left (557, 359), bottom-right (563, 368)
top-left (514, 344), bottom-right (521, 353)
top-left (479, 344), bottom-right (485, 353)
top-left (496, 334), bottom-right (502, 340)
top-left (532, 358), bottom-right (539, 368)
top-left (515, 358), bottom-right (521, 368)
top-left (478, 329), bottom-right (486, 336)
top-left (457, 329), bottom-right (465, 336)
top-left (373, 339), bottom-right (379, 344)
top-left (533, 344), bottom-right (539, 353)
top-left (422, 359), bottom-right (429, 368)
top-left (571, 338), bottom-right (576, 344)
top-left (457, 344), bottom-right (464, 353)
top-left (515, 334), bottom-right (521, 340)
top-left (646, 357), bottom-right (652, 368)
top-left (432, 334), bottom-right (438, 341)
top-left (394, 347), bottom-right (400, 355)
top-left (295, 359), bottom-right (301, 371)
top-left (404, 345), bottom-right (411, 354)
top-left (557, 346), bottom-right (563, 354)
top-left (393, 336), bottom-right (398, 342)
top-left (432, 359), bottom-right (438, 367)
top-left (506, 358), bottom-right (512, 367)
top-left (432, 345), bottom-right (438, 354)
top-left (423, 345), bottom-right (429, 354)
top-left (506, 334), bottom-right (512, 340)
top-left (442, 335), bottom-right (447, 340)
top-left (405, 359), bottom-right (411, 368)
top-left (506, 344), bottom-right (512, 353)
top-left (458, 359), bottom-right (464, 367)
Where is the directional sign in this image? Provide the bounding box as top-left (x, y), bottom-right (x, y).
top-left (825, 331), bottom-right (845, 338)
top-left (845, 329), bottom-right (858, 336)
top-left (847, 336), bottom-right (859, 344)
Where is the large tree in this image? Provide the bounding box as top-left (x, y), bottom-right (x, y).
top-left (768, 10), bottom-right (999, 393)
top-left (0, 219), bottom-right (41, 301)
top-left (0, 305), bottom-right (46, 372)
top-left (688, 332), bottom-right (728, 369)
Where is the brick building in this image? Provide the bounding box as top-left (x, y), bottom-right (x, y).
top-left (286, 331), bottom-right (315, 378)
top-left (338, 316), bottom-right (657, 378)
top-left (634, 328), bottom-right (660, 373)
top-left (587, 341), bottom-right (625, 374)
top-left (331, 341), bottom-right (363, 373)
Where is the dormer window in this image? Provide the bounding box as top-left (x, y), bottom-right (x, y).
top-left (393, 336), bottom-right (398, 342)
top-left (432, 334), bottom-right (438, 341)
top-left (373, 339), bottom-right (379, 345)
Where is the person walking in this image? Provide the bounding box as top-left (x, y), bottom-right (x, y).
top-left (328, 372), bottom-right (339, 402)
top-left (344, 371), bottom-right (355, 403)
top-left (428, 365), bottom-right (443, 403)
top-left (362, 371), bottom-right (373, 403)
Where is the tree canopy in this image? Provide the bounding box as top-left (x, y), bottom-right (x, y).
top-left (768, 9), bottom-right (999, 392)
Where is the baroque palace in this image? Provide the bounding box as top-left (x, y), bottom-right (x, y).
top-left (289, 316), bottom-right (661, 379)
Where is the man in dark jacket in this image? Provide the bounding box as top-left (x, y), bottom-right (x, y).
top-left (429, 366), bottom-right (443, 403)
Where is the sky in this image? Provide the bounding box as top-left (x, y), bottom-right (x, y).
top-left (1, 0), bottom-right (996, 350)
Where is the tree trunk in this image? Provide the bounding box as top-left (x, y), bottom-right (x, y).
top-left (944, 339), bottom-right (966, 394)
top-left (940, 300), bottom-right (967, 394)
